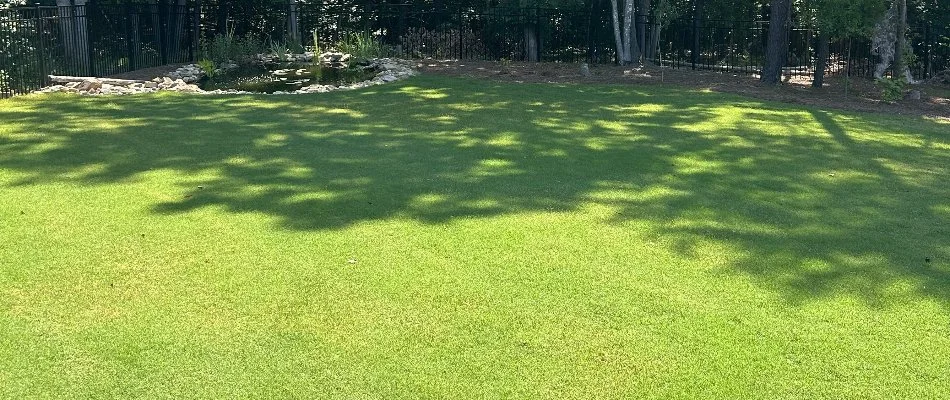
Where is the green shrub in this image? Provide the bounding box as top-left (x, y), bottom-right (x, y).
top-left (287, 40), bottom-right (306, 54)
top-left (196, 59), bottom-right (216, 78)
top-left (267, 39), bottom-right (306, 60)
top-left (312, 30), bottom-right (322, 55)
top-left (269, 40), bottom-right (289, 61)
top-left (876, 76), bottom-right (906, 102)
top-left (398, 27), bottom-right (486, 59)
top-left (336, 32), bottom-right (388, 60)
top-left (200, 31), bottom-right (265, 65)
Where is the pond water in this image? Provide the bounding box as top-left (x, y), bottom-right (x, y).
top-left (200, 62), bottom-right (377, 93)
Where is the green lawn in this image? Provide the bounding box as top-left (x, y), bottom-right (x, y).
top-left (1, 75), bottom-right (948, 398)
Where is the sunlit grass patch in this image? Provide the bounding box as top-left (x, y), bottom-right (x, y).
top-left (1, 76), bottom-right (948, 398)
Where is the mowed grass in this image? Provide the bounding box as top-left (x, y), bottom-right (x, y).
top-left (1, 75), bottom-right (948, 398)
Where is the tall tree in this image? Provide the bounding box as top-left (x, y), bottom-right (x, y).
top-left (287, 0), bottom-right (300, 45)
top-left (611, 0), bottom-right (627, 62)
top-left (623, 0), bottom-right (638, 63)
top-left (892, 0), bottom-right (906, 77)
top-left (522, 0), bottom-right (540, 61)
top-left (692, 0), bottom-right (704, 69)
top-left (871, 2), bottom-right (910, 79)
top-left (812, 30), bottom-right (829, 87)
top-left (645, 0), bottom-right (681, 62)
top-left (611, 0), bottom-right (640, 64)
top-left (810, 0), bottom-right (887, 87)
top-left (636, 0), bottom-right (650, 63)
top-left (760, 0), bottom-right (791, 84)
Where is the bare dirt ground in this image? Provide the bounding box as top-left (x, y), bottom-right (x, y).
top-left (106, 59), bottom-right (949, 120)
top-left (107, 64), bottom-right (187, 81)
top-left (417, 60), bottom-right (950, 120)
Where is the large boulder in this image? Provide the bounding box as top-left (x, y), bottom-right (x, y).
top-left (318, 52), bottom-right (351, 69)
top-left (167, 64), bottom-right (205, 83)
top-left (933, 69), bottom-right (950, 85)
top-left (76, 79), bottom-right (102, 92)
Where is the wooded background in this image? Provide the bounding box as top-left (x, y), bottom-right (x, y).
top-left (1, 0), bottom-right (947, 97)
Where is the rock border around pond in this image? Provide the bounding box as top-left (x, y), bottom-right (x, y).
top-left (35, 57), bottom-right (418, 96)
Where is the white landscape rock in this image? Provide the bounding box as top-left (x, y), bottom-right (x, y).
top-left (34, 57), bottom-right (418, 96)
top-left (318, 52), bottom-right (351, 69)
top-left (166, 64), bottom-right (205, 83)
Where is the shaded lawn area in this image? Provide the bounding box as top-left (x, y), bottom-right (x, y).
top-left (1, 75), bottom-right (948, 398)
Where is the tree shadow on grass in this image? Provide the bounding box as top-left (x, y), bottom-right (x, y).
top-left (0, 76), bottom-right (948, 308)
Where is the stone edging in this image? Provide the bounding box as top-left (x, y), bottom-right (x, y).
top-left (35, 57), bottom-right (418, 96)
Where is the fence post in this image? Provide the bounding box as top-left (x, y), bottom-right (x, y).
top-left (158, 0), bottom-right (167, 65)
top-left (844, 37), bottom-right (851, 97)
top-left (923, 24), bottom-right (931, 79)
top-left (35, 6), bottom-right (48, 84)
top-left (85, 0), bottom-right (95, 76)
top-left (585, 0), bottom-right (595, 63)
top-left (65, 0), bottom-right (77, 75)
top-left (691, 1), bottom-right (701, 70)
top-left (124, 1), bottom-right (136, 71)
top-left (536, 6), bottom-right (542, 61)
top-left (191, 0), bottom-right (201, 62)
top-left (691, 21), bottom-right (697, 69)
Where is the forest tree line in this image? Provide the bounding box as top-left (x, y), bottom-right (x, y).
top-left (2, 0), bottom-right (948, 87)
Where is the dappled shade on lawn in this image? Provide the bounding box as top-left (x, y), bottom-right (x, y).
top-left (1, 76), bottom-right (948, 397)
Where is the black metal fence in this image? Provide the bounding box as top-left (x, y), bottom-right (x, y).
top-left (1, 0), bottom-right (947, 98)
top-left (653, 16), bottom-right (943, 80)
top-left (1, 1), bottom-right (196, 97)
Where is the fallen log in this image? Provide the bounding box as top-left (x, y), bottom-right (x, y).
top-left (48, 75), bottom-right (151, 86)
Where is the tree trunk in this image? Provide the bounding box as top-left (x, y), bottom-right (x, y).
top-left (524, 25), bottom-right (539, 61)
top-left (610, 0), bottom-right (627, 63)
top-left (649, 18), bottom-right (660, 62)
top-left (692, 0), bottom-right (704, 69)
top-left (761, 0), bottom-right (791, 84)
top-left (287, 0), bottom-right (300, 45)
top-left (636, 0), bottom-right (650, 64)
top-left (647, 0), bottom-right (666, 63)
top-left (216, 0), bottom-right (229, 33)
top-left (893, 0), bottom-right (907, 79)
top-left (812, 31), bottom-right (829, 87)
top-left (623, 0), bottom-right (639, 64)
top-left (521, 0), bottom-right (539, 62)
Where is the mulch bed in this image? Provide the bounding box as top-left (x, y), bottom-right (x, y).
top-left (417, 60), bottom-right (950, 120)
top-left (107, 64), bottom-right (188, 82)
top-left (106, 59), bottom-right (949, 120)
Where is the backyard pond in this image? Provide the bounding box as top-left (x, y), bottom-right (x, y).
top-left (200, 62), bottom-right (379, 93)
